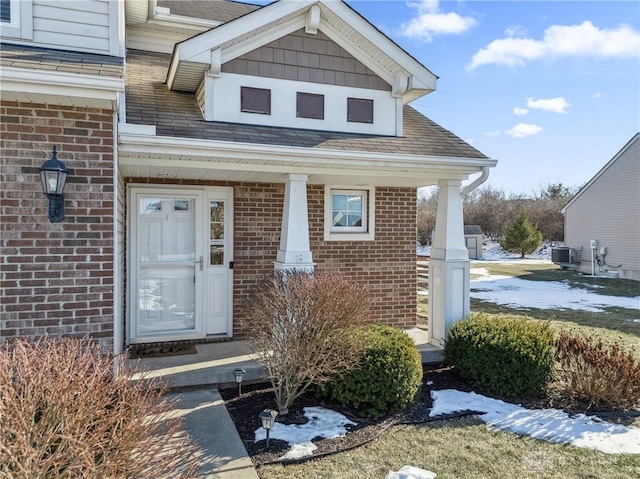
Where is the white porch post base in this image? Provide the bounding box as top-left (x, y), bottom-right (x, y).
top-left (428, 179), bottom-right (470, 348)
top-left (274, 174), bottom-right (315, 273)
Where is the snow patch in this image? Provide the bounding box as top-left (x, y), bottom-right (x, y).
top-left (278, 441), bottom-right (317, 460)
top-left (471, 275), bottom-right (640, 312)
top-left (430, 389), bottom-right (640, 454)
top-left (387, 465), bottom-right (437, 479)
top-left (254, 407), bottom-right (356, 459)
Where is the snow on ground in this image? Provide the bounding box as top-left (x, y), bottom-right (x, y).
top-left (386, 465), bottom-right (436, 479)
top-left (470, 273), bottom-right (640, 312)
top-left (254, 406), bottom-right (356, 460)
top-left (418, 241), bottom-right (554, 261)
top-left (430, 389), bottom-right (640, 454)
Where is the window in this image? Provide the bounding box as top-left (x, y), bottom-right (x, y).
top-left (0, 0), bottom-right (32, 39)
top-left (241, 86), bottom-right (271, 115)
top-left (347, 98), bottom-right (374, 123)
top-left (324, 187), bottom-right (375, 241)
top-left (296, 92), bottom-right (324, 120)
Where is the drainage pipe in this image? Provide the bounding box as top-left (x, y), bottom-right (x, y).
top-left (461, 167), bottom-right (490, 196)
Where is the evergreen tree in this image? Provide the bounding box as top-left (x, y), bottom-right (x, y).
top-left (500, 210), bottom-right (543, 258)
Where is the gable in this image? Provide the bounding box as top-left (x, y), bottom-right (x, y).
top-left (222, 29), bottom-right (391, 91)
top-left (167, 0), bottom-right (436, 102)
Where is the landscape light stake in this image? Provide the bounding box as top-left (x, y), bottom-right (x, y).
top-left (233, 368), bottom-right (246, 396)
top-left (259, 409), bottom-right (278, 451)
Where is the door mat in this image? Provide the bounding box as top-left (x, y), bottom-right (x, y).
top-left (128, 344), bottom-right (198, 359)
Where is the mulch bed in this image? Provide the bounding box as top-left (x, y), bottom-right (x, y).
top-left (219, 363), bottom-right (473, 466)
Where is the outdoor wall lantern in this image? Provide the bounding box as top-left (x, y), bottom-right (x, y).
top-left (40, 146), bottom-right (69, 223)
top-left (259, 409), bottom-right (278, 450)
top-left (233, 368), bottom-right (246, 396)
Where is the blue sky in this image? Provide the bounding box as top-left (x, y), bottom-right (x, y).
top-left (244, 1), bottom-right (640, 195)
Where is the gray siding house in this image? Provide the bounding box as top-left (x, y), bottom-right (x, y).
top-left (561, 133), bottom-right (640, 281)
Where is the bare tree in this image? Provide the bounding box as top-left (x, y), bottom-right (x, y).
top-left (417, 187), bottom-right (438, 245)
top-left (245, 270), bottom-right (371, 415)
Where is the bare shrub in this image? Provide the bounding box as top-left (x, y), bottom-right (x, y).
top-left (554, 332), bottom-right (640, 411)
top-left (246, 270), bottom-right (372, 415)
top-left (0, 338), bottom-right (199, 478)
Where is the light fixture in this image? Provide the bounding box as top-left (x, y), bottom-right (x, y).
top-left (259, 409), bottom-right (278, 450)
top-left (233, 368), bottom-right (246, 396)
top-left (39, 146), bottom-right (69, 223)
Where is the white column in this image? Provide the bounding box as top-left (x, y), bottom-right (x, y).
top-left (274, 174), bottom-right (315, 272)
top-left (428, 179), bottom-right (470, 347)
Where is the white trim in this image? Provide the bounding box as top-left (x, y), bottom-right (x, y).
top-left (0, 0), bottom-right (33, 40)
top-left (118, 127), bottom-right (497, 171)
top-left (0, 66), bottom-right (123, 108)
top-left (561, 133), bottom-right (640, 214)
top-left (109, 0), bottom-right (125, 57)
top-left (112, 114), bottom-right (123, 359)
top-left (324, 185), bottom-right (375, 241)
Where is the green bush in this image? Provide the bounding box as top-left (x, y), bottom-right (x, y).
top-left (322, 324), bottom-right (423, 417)
top-left (445, 313), bottom-right (554, 398)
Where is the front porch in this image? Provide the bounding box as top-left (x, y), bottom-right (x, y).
top-left (128, 328), bottom-right (443, 389)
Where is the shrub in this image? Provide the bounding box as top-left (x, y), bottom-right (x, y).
top-left (245, 270), bottom-right (371, 415)
top-left (554, 332), bottom-right (640, 410)
top-left (445, 313), bottom-right (554, 398)
top-left (322, 324), bottom-right (423, 418)
top-left (0, 338), bottom-right (198, 478)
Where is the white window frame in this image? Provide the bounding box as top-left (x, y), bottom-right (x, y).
top-left (0, 0), bottom-right (33, 40)
top-left (324, 186), bottom-right (375, 241)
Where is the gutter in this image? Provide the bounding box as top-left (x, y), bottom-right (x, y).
top-left (461, 166), bottom-right (490, 196)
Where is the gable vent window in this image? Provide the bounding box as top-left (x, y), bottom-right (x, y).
top-left (296, 92), bottom-right (324, 120)
top-left (1, 0), bottom-right (10, 23)
top-left (241, 86), bottom-right (271, 115)
top-left (347, 98), bottom-right (374, 124)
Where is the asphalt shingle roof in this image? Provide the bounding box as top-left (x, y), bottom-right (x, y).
top-left (157, 0), bottom-right (261, 24)
top-left (125, 49), bottom-right (487, 159)
top-left (0, 43), bottom-right (123, 78)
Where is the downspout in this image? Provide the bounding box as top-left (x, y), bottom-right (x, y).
top-left (461, 167), bottom-right (490, 196)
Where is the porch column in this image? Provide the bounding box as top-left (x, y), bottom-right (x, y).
top-left (274, 174), bottom-right (314, 272)
top-left (428, 179), bottom-right (470, 347)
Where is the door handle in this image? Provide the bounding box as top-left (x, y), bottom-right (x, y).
top-left (194, 256), bottom-right (203, 271)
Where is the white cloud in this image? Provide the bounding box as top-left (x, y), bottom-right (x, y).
top-left (513, 107), bottom-right (529, 116)
top-left (401, 0), bottom-right (477, 42)
top-left (505, 25), bottom-right (527, 38)
top-left (527, 97), bottom-right (570, 113)
top-left (507, 123), bottom-right (542, 138)
top-left (484, 130), bottom-right (501, 137)
top-left (592, 92), bottom-right (603, 99)
top-left (469, 21), bottom-right (640, 69)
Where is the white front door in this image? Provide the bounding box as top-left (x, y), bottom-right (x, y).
top-left (129, 187), bottom-right (233, 343)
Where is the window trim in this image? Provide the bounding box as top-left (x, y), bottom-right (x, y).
top-left (0, 0), bottom-right (33, 40)
top-left (240, 86), bottom-right (271, 115)
top-left (324, 186), bottom-right (375, 242)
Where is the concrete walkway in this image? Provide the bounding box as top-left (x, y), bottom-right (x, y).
top-left (140, 328), bottom-right (442, 479)
top-left (167, 388), bottom-right (259, 479)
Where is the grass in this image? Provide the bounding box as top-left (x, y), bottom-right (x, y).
top-left (257, 417), bottom-right (640, 479)
top-left (467, 260), bottom-right (640, 359)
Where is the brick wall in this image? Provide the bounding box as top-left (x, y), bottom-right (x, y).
top-left (0, 102), bottom-right (115, 348)
top-left (233, 183), bottom-right (417, 337)
top-left (124, 180), bottom-right (417, 340)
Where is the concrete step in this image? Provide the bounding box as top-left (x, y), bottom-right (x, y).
top-left (130, 330), bottom-right (443, 389)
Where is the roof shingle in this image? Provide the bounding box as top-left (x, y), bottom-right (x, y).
top-left (125, 49), bottom-right (486, 159)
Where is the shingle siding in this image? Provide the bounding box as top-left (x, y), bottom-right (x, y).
top-left (222, 29), bottom-right (391, 91)
top-left (564, 135), bottom-right (640, 281)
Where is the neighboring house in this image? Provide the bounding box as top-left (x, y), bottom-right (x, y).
top-left (1, 0), bottom-right (496, 356)
top-left (561, 133), bottom-right (640, 281)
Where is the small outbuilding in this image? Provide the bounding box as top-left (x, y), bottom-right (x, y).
top-left (464, 225), bottom-right (483, 260)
